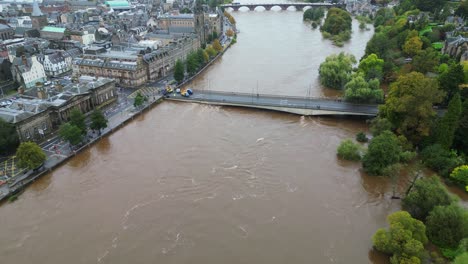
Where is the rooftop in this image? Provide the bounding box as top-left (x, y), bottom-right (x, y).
top-left (41, 26), bottom-right (66, 33)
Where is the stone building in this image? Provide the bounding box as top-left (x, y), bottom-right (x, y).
top-left (0, 24), bottom-right (15, 41)
top-left (0, 78), bottom-right (117, 142)
top-left (442, 35), bottom-right (468, 62)
top-left (31, 0), bottom-right (48, 30)
top-left (11, 55), bottom-right (47, 88)
top-left (37, 49), bottom-right (81, 77)
top-left (40, 26), bottom-right (66, 40)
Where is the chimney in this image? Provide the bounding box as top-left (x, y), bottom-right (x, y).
top-left (21, 55), bottom-right (28, 67)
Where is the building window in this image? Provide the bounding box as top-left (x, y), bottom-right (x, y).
top-left (25, 130), bottom-right (31, 139)
top-left (42, 122), bottom-right (47, 130)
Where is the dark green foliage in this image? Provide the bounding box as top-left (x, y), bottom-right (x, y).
top-left (402, 177), bottom-right (455, 221)
top-left (15, 142), bottom-right (46, 170)
top-left (344, 75), bottom-right (383, 103)
top-left (0, 118), bottom-right (19, 155)
top-left (363, 131), bottom-right (402, 175)
top-left (455, 0), bottom-right (468, 18)
top-left (318, 52), bottom-right (356, 90)
top-left (321, 8), bottom-right (351, 36)
top-left (69, 108), bottom-right (86, 134)
top-left (412, 48), bottom-right (440, 74)
top-left (186, 51), bottom-right (200, 76)
top-left (337, 139), bottom-right (361, 161)
top-left (174, 59), bottom-right (184, 83)
top-left (196, 48), bottom-right (206, 65)
top-left (433, 93), bottom-right (462, 149)
top-left (373, 8), bottom-right (394, 27)
top-left (365, 33), bottom-right (391, 61)
top-left (420, 144), bottom-right (463, 177)
top-left (369, 117), bottom-right (393, 136)
top-left (372, 211), bottom-right (428, 264)
top-left (303, 7), bottom-right (324, 21)
top-left (438, 63), bottom-right (465, 104)
top-left (454, 99), bottom-right (468, 155)
top-left (59, 123), bottom-right (83, 146)
top-left (426, 204), bottom-right (468, 249)
top-left (133, 92), bottom-right (145, 108)
top-left (89, 110), bottom-right (108, 134)
top-left (413, 0), bottom-right (445, 12)
top-left (356, 132), bottom-right (368, 143)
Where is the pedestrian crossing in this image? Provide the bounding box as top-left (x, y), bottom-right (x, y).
top-left (128, 86), bottom-right (160, 99)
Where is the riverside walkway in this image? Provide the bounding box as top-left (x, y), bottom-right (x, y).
top-left (166, 90), bottom-right (379, 116)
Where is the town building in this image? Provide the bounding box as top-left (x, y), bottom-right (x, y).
top-left (40, 26), bottom-right (66, 40)
top-left (0, 78), bottom-right (117, 142)
top-left (11, 55), bottom-right (47, 88)
top-left (0, 24), bottom-right (15, 41)
top-left (442, 35), bottom-right (468, 62)
top-left (30, 0), bottom-right (48, 30)
top-left (37, 48), bottom-right (81, 77)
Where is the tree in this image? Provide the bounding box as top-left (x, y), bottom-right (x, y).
top-left (336, 139), bottom-right (361, 161)
top-left (226, 28), bottom-right (234, 37)
top-left (133, 92), bottom-right (145, 108)
top-left (69, 108), bottom-right (86, 135)
top-left (89, 110), bottom-right (108, 135)
top-left (372, 211), bottom-right (428, 264)
top-left (59, 123), bottom-right (83, 146)
top-left (358, 53), bottom-right (384, 81)
top-left (426, 204), bottom-right (468, 248)
top-left (413, 0), bottom-right (445, 12)
top-left (402, 177), bottom-right (455, 221)
top-left (321, 8), bottom-right (352, 36)
top-left (370, 117), bottom-right (393, 136)
top-left (205, 45), bottom-right (217, 57)
top-left (318, 52), bottom-right (356, 90)
top-left (379, 72), bottom-right (445, 143)
top-left (202, 50), bottom-right (209, 63)
top-left (438, 63), bottom-right (465, 104)
top-left (344, 75), bottom-right (383, 103)
top-left (0, 118), bottom-right (19, 155)
top-left (186, 52), bottom-right (199, 76)
top-left (412, 48), bottom-right (440, 74)
top-left (454, 253), bottom-right (468, 264)
top-left (196, 48), bottom-right (206, 65)
top-left (362, 131), bottom-right (402, 175)
top-left (174, 59), bottom-right (184, 83)
top-left (421, 144), bottom-right (463, 177)
top-left (455, 0), bottom-right (468, 18)
top-left (403, 36), bottom-right (423, 57)
top-left (303, 7), bottom-right (324, 21)
top-left (16, 142), bottom-right (47, 170)
top-left (450, 165), bottom-right (468, 191)
top-left (365, 33), bottom-right (391, 61)
top-left (356, 132), bottom-right (368, 142)
top-left (454, 99), bottom-right (468, 155)
top-left (212, 39), bottom-right (222, 52)
top-left (433, 93), bottom-right (462, 149)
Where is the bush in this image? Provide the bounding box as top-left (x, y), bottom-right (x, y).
top-left (426, 204), bottom-right (468, 249)
top-left (337, 139), bottom-right (361, 161)
top-left (450, 165), bottom-right (468, 191)
top-left (356, 132), bottom-right (368, 142)
top-left (362, 131), bottom-right (402, 175)
top-left (421, 144), bottom-right (464, 177)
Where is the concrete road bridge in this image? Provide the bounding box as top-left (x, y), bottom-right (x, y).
top-left (165, 90), bottom-right (379, 116)
top-left (221, 2), bottom-right (345, 11)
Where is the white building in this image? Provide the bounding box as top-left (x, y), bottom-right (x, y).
top-left (11, 55), bottom-right (46, 88)
top-left (38, 49), bottom-right (81, 77)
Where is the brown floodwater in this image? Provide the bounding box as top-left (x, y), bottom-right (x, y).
top-left (0, 6), bottom-right (441, 264)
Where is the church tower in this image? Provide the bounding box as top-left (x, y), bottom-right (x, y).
top-left (31, 0), bottom-right (48, 30)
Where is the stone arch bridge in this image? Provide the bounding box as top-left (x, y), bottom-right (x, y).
top-left (221, 2), bottom-right (345, 11)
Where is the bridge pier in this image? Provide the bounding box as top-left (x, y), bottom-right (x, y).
top-left (279, 5), bottom-right (288, 10)
top-left (232, 6), bottom-right (240, 11)
top-left (248, 6), bottom-right (255, 11)
top-left (296, 6), bottom-right (304, 11)
top-left (264, 5), bottom-right (272, 11)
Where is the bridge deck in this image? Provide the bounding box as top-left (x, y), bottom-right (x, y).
top-left (165, 90), bottom-right (379, 116)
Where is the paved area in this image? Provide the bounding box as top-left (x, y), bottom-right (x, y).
top-left (167, 90), bottom-right (380, 115)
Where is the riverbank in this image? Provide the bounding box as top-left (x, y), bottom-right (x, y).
top-left (0, 37), bottom-right (236, 204)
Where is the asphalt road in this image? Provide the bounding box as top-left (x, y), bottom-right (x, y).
top-left (169, 91), bottom-right (380, 115)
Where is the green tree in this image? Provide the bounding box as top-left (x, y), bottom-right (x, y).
top-left (336, 139), bottom-right (361, 161)
top-left (455, 0), bottom-right (468, 18)
top-left (403, 36), bottom-right (423, 57)
top-left (69, 108), bottom-right (86, 134)
top-left (321, 8), bottom-right (352, 36)
top-left (133, 92), bottom-right (145, 108)
top-left (202, 50), bottom-right (209, 63)
top-left (89, 109), bottom-right (108, 135)
top-left (454, 99), bottom-right (468, 155)
top-left (16, 142), bottom-right (47, 170)
top-left (303, 7), bottom-right (324, 21)
top-left (59, 123), bottom-right (83, 146)
top-left (426, 204), bottom-right (468, 249)
top-left (438, 63), bottom-right (465, 104)
top-left (318, 52), bottom-right (356, 90)
top-left (402, 177), bottom-right (455, 221)
top-left (358, 53), bottom-right (384, 81)
top-left (344, 75), bottom-right (383, 103)
top-left (433, 93), bottom-right (462, 149)
top-left (379, 72), bottom-right (445, 143)
top-left (421, 144), bottom-right (464, 177)
top-left (174, 59), bottom-right (185, 83)
top-left (205, 45), bottom-right (217, 57)
top-left (212, 39), bottom-right (222, 52)
top-left (186, 52), bottom-right (199, 76)
top-left (365, 33), bottom-right (391, 61)
top-left (0, 118), bottom-right (19, 154)
top-left (450, 165), bottom-right (468, 191)
top-left (226, 28), bottom-right (234, 37)
top-left (372, 211), bottom-right (428, 264)
top-left (454, 253), bottom-right (468, 264)
top-left (196, 48), bottom-right (206, 65)
top-left (362, 131), bottom-right (402, 175)
top-left (412, 48), bottom-right (440, 74)
top-left (413, 0), bottom-right (445, 12)
top-left (370, 117), bottom-right (393, 136)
